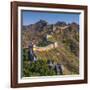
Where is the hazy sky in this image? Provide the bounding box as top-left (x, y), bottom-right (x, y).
top-left (22, 10), bottom-right (80, 25)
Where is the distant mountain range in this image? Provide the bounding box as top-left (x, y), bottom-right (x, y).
top-left (22, 20), bottom-right (79, 31)
top-left (22, 20), bottom-right (79, 49)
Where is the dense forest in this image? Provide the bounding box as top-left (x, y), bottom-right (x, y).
top-left (22, 20), bottom-right (79, 77)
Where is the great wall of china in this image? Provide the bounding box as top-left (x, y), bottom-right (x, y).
top-left (33, 42), bottom-right (58, 52)
top-left (29, 26), bottom-right (70, 52)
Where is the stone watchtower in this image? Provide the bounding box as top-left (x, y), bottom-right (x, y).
top-left (28, 42), bottom-right (37, 62)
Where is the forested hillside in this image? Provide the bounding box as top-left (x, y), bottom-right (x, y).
top-left (22, 20), bottom-right (79, 77)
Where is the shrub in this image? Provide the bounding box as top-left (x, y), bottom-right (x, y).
top-left (23, 59), bottom-right (56, 77)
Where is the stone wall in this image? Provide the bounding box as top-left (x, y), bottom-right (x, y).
top-left (33, 42), bottom-right (58, 52)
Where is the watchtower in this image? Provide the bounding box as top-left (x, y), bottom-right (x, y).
top-left (28, 42), bottom-right (37, 62)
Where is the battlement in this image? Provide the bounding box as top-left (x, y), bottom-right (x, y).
top-left (33, 42), bottom-right (58, 52)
